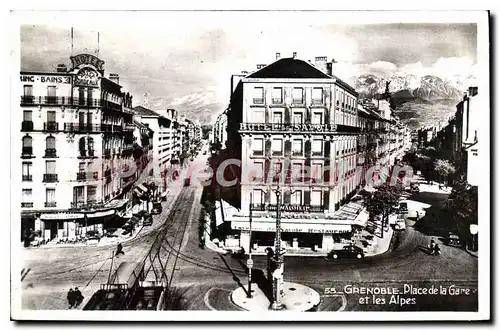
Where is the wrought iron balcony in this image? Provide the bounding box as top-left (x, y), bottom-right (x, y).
top-left (43, 122), bottom-right (59, 132)
top-left (22, 174), bottom-right (32, 181)
top-left (44, 148), bottom-right (57, 158)
top-left (77, 172), bottom-right (87, 180)
top-left (21, 121), bottom-right (34, 131)
top-left (21, 202), bottom-right (33, 208)
top-left (71, 201), bottom-right (103, 210)
top-left (22, 146), bottom-right (33, 157)
top-left (101, 99), bottom-right (122, 111)
top-left (64, 123), bottom-right (101, 133)
top-left (45, 201), bottom-right (57, 207)
top-left (252, 98), bottom-right (264, 105)
top-left (43, 173), bottom-right (58, 182)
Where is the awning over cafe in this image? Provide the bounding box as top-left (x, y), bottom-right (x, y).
top-left (230, 221), bottom-right (352, 234)
top-left (40, 213), bottom-right (85, 221)
top-left (87, 210), bottom-right (116, 218)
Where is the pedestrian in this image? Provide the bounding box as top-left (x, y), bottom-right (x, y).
top-left (74, 287), bottom-right (84, 307)
top-left (116, 242), bottom-right (125, 256)
top-left (416, 211), bottom-right (419, 220)
top-left (67, 288), bottom-right (75, 308)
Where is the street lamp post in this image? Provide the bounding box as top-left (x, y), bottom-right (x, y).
top-left (271, 182), bottom-right (284, 311)
top-left (247, 193), bottom-right (254, 298)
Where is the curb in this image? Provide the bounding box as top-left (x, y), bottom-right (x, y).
top-left (465, 246), bottom-right (479, 258)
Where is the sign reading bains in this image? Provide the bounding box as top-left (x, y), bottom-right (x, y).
top-left (70, 53), bottom-right (105, 88)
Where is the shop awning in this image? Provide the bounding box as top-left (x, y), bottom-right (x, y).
top-left (105, 199), bottom-right (128, 209)
top-left (40, 213), bottom-right (85, 221)
top-left (87, 210), bottom-right (116, 218)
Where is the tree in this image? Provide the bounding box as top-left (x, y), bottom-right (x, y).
top-left (448, 175), bottom-right (478, 241)
top-left (434, 159), bottom-right (456, 184)
top-left (364, 183), bottom-right (403, 238)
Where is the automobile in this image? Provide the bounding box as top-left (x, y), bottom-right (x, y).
top-left (184, 178), bottom-right (191, 187)
top-left (399, 202), bottom-right (408, 213)
top-left (143, 215), bottom-right (153, 226)
top-left (447, 232), bottom-right (461, 247)
top-left (395, 218), bottom-right (406, 231)
top-left (328, 245), bottom-right (365, 260)
top-left (151, 201), bottom-right (162, 215)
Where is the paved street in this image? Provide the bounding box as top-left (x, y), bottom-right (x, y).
top-left (20, 156), bottom-right (477, 311)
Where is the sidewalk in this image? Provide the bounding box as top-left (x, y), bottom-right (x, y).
top-left (355, 221), bottom-right (394, 257)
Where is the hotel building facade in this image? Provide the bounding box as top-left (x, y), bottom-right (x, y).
top-left (19, 53), bottom-right (152, 242)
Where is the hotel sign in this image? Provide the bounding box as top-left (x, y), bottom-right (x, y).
top-left (250, 204), bottom-right (324, 213)
top-left (71, 53), bottom-right (104, 88)
top-left (70, 53), bottom-right (105, 71)
top-left (240, 123), bottom-right (337, 133)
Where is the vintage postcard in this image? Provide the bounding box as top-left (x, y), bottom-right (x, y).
top-left (10, 10), bottom-right (490, 321)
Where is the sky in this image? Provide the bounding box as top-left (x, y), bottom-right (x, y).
top-left (19, 12), bottom-right (478, 124)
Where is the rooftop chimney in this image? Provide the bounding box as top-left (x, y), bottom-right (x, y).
top-left (292, 52), bottom-right (297, 59)
top-left (326, 62), bottom-right (333, 76)
top-left (314, 56), bottom-right (327, 74)
top-left (56, 64), bottom-right (67, 73)
top-left (468, 86), bottom-right (478, 97)
top-left (109, 73), bottom-right (120, 85)
top-left (276, 52), bottom-right (281, 60)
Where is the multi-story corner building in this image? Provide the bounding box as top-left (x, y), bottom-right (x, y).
top-left (133, 105), bottom-right (175, 191)
top-left (224, 53), bottom-right (363, 252)
top-left (212, 109), bottom-right (228, 149)
top-left (453, 87), bottom-right (480, 186)
top-left (20, 53), bottom-right (146, 242)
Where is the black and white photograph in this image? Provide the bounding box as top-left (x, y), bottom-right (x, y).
top-left (9, 9), bottom-right (490, 321)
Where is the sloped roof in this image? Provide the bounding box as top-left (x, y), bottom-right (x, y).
top-left (133, 106), bottom-right (161, 117)
top-left (247, 58), bottom-right (331, 79)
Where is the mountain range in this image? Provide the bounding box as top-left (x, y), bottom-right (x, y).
top-left (349, 74), bottom-right (472, 129)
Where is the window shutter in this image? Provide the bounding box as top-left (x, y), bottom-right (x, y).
top-left (265, 139), bottom-right (272, 157)
top-left (304, 140), bottom-right (311, 158)
top-left (284, 106), bottom-right (291, 124)
top-left (325, 141), bottom-right (331, 157)
top-left (264, 189), bottom-right (271, 203)
top-left (304, 190), bottom-right (311, 205)
top-left (265, 107), bottom-right (270, 123)
top-left (305, 107), bottom-right (311, 124)
top-left (324, 107), bottom-right (330, 124)
top-left (323, 190), bottom-right (330, 210)
top-left (264, 159), bottom-right (270, 183)
top-left (284, 140), bottom-right (291, 157)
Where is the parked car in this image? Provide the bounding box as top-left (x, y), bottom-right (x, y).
top-left (328, 245), bottom-right (365, 260)
top-left (143, 215), bottom-right (153, 226)
top-left (151, 201), bottom-right (162, 215)
top-left (395, 218), bottom-right (406, 231)
top-left (447, 232), bottom-right (461, 247)
top-left (399, 202), bottom-right (408, 213)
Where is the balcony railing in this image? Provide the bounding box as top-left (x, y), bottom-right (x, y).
top-left (22, 174), bottom-right (32, 181)
top-left (311, 99), bottom-right (323, 105)
top-left (240, 122), bottom-right (337, 133)
top-left (43, 122), bottom-right (59, 132)
top-left (45, 202), bottom-right (57, 207)
top-left (21, 121), bottom-right (34, 131)
top-left (79, 149), bottom-right (96, 158)
top-left (292, 98), bottom-right (304, 104)
top-left (77, 172), bottom-right (86, 180)
top-left (43, 173), bottom-right (58, 182)
top-left (21, 202), bottom-right (34, 208)
top-left (44, 148), bottom-right (57, 158)
top-left (20, 96), bottom-right (101, 107)
top-left (101, 99), bottom-right (122, 111)
top-left (22, 146), bottom-right (33, 157)
top-left (64, 123), bottom-right (101, 133)
top-left (271, 98), bottom-right (283, 104)
top-left (103, 149), bottom-right (112, 158)
top-left (70, 201), bottom-right (103, 209)
top-left (252, 98), bottom-right (264, 105)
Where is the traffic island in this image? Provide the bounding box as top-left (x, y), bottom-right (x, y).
top-left (231, 282), bottom-right (320, 311)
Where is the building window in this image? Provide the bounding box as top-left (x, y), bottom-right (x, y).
top-left (272, 139), bottom-right (283, 156)
top-left (292, 88), bottom-right (303, 104)
top-left (292, 139), bottom-right (303, 156)
top-left (311, 190), bottom-right (323, 206)
top-left (23, 85), bottom-right (33, 97)
top-left (47, 86), bottom-right (57, 104)
top-left (253, 110), bottom-right (265, 123)
top-left (272, 162), bottom-right (283, 182)
top-left (293, 112), bottom-right (303, 125)
top-left (45, 188), bottom-right (56, 207)
top-left (253, 87), bottom-right (264, 104)
top-left (272, 87), bottom-right (283, 104)
top-left (291, 190), bottom-right (302, 205)
top-left (312, 112), bottom-right (323, 124)
top-left (73, 186), bottom-right (84, 206)
top-left (292, 163), bottom-right (304, 182)
top-left (273, 112), bottom-right (283, 125)
top-left (252, 138), bottom-right (264, 156)
top-left (251, 162), bottom-right (264, 182)
top-left (22, 162), bottom-right (32, 181)
top-left (312, 88), bottom-right (323, 104)
top-left (22, 189), bottom-right (33, 207)
top-left (312, 139), bottom-right (323, 156)
top-left (87, 186), bottom-right (97, 203)
top-left (252, 189), bottom-right (263, 205)
top-left (23, 110), bottom-right (32, 121)
top-left (22, 135), bottom-right (33, 156)
top-left (312, 163), bottom-right (323, 183)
